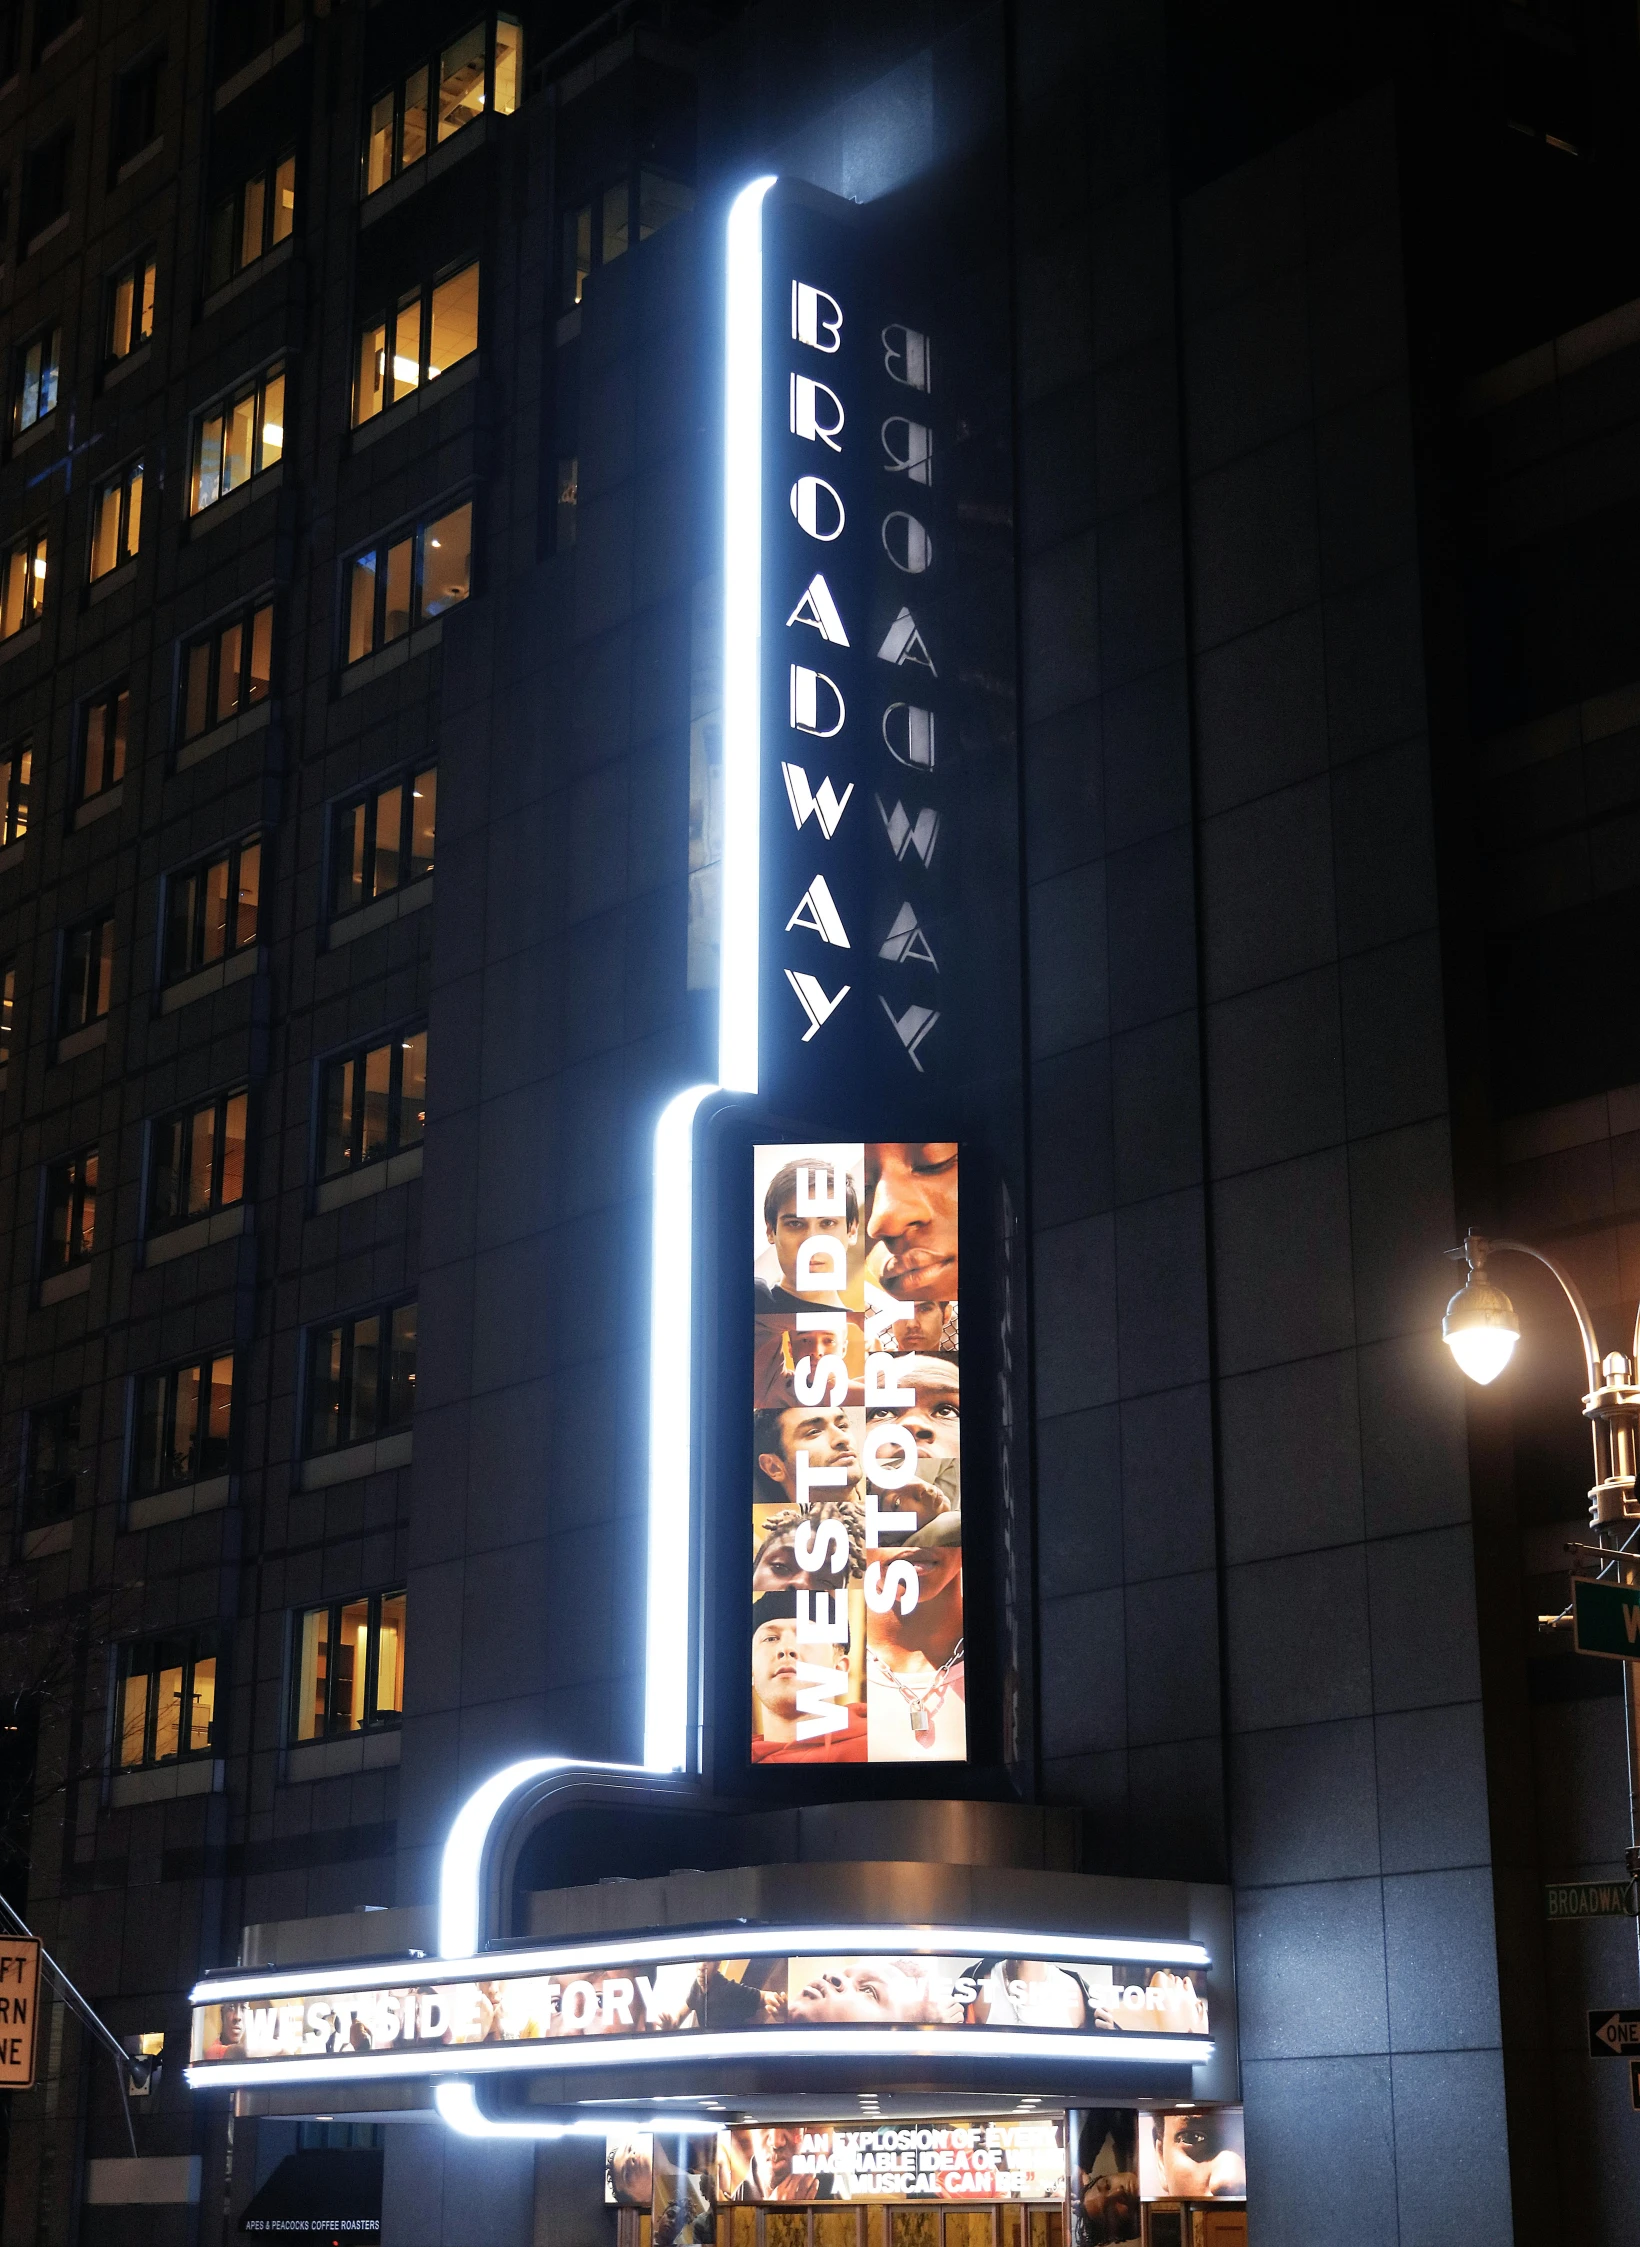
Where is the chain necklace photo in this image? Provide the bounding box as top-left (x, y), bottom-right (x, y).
top-left (869, 1638), bottom-right (965, 1744)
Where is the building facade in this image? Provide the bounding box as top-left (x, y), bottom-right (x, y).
top-left (0, 0), bottom-right (1637, 2240)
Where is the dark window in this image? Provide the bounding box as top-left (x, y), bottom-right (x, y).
top-left (111, 52), bottom-right (162, 178)
top-left (205, 155), bottom-right (294, 293)
top-left (0, 1), bottom-right (19, 81)
top-left (11, 326), bottom-right (59, 438)
top-left (20, 128), bottom-right (72, 248)
top-left (60, 917), bottom-right (113, 1035)
top-left (345, 503), bottom-right (470, 663)
top-left (361, 17), bottom-right (519, 198)
top-left (105, 251), bottom-right (156, 364)
top-left (88, 460), bottom-right (142, 580)
top-left (149, 1089), bottom-right (247, 1234)
top-left (190, 363), bottom-right (283, 514)
top-left (0, 964), bottom-right (16, 1073)
top-left (43, 1151), bottom-right (96, 1274)
top-left (291, 1589), bottom-right (405, 1742)
top-left (558, 170), bottom-right (693, 309)
top-left (32, 0), bottom-right (78, 62)
top-left (116, 1635), bottom-right (217, 1768)
top-left (331, 767), bottom-right (435, 919)
top-left (320, 1029), bottom-right (426, 1179)
top-left (352, 260), bottom-right (478, 426)
top-left (79, 690), bottom-right (127, 806)
top-left (306, 1302), bottom-right (416, 1455)
top-left (179, 599), bottom-right (273, 743)
top-left (26, 1397), bottom-right (80, 1525)
top-left (164, 835), bottom-right (261, 981)
top-left (134, 1355), bottom-right (233, 1497)
top-left (0, 530), bottom-right (47, 639)
top-left (0, 737), bottom-right (31, 847)
top-left (215, 0), bottom-right (301, 85)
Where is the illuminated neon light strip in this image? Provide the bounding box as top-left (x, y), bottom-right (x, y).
top-left (640, 174), bottom-right (775, 1775)
top-left (195, 1924), bottom-right (1210, 2007)
top-left (189, 2027), bottom-right (1213, 2092)
top-left (435, 2084), bottom-right (720, 2141)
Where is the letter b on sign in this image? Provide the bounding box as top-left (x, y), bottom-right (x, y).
top-left (793, 282), bottom-right (843, 351)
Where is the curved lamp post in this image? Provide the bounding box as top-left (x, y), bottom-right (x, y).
top-left (1444, 1229), bottom-right (1640, 1961)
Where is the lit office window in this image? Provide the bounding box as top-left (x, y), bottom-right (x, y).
top-left (558, 170), bottom-right (693, 309)
top-left (353, 260), bottom-right (478, 425)
top-left (0, 736), bottom-right (31, 846)
top-left (106, 250), bottom-right (156, 363)
top-left (60, 916), bottom-right (113, 1036)
top-left (180, 599), bottom-right (274, 743)
top-left (306, 1302), bottom-right (416, 1456)
top-left (361, 18), bottom-right (519, 198)
top-left (164, 835), bottom-right (261, 982)
top-left (0, 965), bottom-right (16, 1072)
top-left (88, 460), bottom-right (142, 580)
top-left (79, 687), bottom-right (127, 806)
top-left (11, 325), bottom-right (59, 435)
top-left (205, 152), bottom-right (295, 292)
top-left (291, 1589), bottom-right (406, 1743)
top-left (345, 503), bottom-right (470, 662)
top-left (320, 1029), bottom-right (426, 1180)
top-left (43, 1150), bottom-right (97, 1274)
top-left (330, 768), bottom-right (435, 919)
top-left (190, 363), bottom-right (284, 514)
top-left (26, 1395), bottom-right (81, 1525)
top-left (134, 1355), bottom-right (233, 1497)
top-left (0, 529), bottom-right (47, 639)
top-left (116, 1636), bottom-right (218, 1768)
top-left (148, 1089), bottom-right (247, 1234)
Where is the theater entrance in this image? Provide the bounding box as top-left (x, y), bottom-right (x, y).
top-left (617, 2202), bottom-right (1067, 2247)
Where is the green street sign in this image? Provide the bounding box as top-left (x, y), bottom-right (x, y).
top-left (1547, 1881), bottom-right (1639, 1921)
top-left (1572, 1577), bottom-right (1640, 1660)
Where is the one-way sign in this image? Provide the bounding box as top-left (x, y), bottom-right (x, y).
top-left (1590, 2010), bottom-right (1640, 2057)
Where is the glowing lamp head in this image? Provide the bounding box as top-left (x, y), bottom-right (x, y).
top-left (1443, 1264), bottom-right (1520, 1384)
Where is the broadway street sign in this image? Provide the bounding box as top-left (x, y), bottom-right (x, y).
top-left (1546, 1881), bottom-right (1639, 1921)
top-left (1572, 1576), bottom-right (1640, 1659)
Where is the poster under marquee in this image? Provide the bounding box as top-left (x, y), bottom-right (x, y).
top-left (607, 2120), bottom-right (1067, 2208)
top-left (752, 1141), bottom-right (963, 1763)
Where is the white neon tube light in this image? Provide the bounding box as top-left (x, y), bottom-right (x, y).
top-left (196, 1924), bottom-right (1210, 2008)
top-left (435, 2084), bottom-right (719, 2141)
top-left (718, 174), bottom-right (776, 1095)
top-left (189, 2028), bottom-right (1213, 2093)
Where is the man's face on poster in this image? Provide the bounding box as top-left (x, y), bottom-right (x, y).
top-left (609, 2140), bottom-right (653, 2206)
top-left (1154, 2114), bottom-right (1245, 2199)
top-left (758, 1407), bottom-right (857, 1493)
top-left (865, 1143), bottom-right (958, 1303)
top-left (768, 1191), bottom-right (857, 1296)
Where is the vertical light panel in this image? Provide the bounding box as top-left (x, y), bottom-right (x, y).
top-left (718, 175), bottom-right (776, 1096)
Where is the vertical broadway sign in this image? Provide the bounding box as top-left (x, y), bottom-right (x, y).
top-left (750, 181), bottom-right (954, 1108)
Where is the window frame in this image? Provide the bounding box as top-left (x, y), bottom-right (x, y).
top-left (77, 686), bottom-right (128, 807)
top-left (0, 733), bottom-right (32, 848)
top-left (146, 1085), bottom-right (250, 1238)
top-left (557, 167), bottom-right (694, 311)
top-left (161, 831), bottom-right (263, 984)
top-left (177, 593), bottom-right (275, 746)
top-left (188, 360), bottom-right (285, 516)
top-left (327, 764), bottom-right (436, 923)
top-left (351, 256), bottom-right (480, 428)
top-left (88, 456), bottom-right (143, 581)
top-left (131, 1351), bottom-right (235, 1500)
top-left (41, 1147), bottom-right (97, 1276)
top-left (10, 323), bottom-right (60, 438)
top-left (303, 1298), bottom-right (417, 1459)
top-left (288, 1588), bottom-right (406, 1745)
top-left (316, 1024), bottom-right (426, 1183)
top-left (0, 527), bottom-right (48, 639)
top-left (205, 149), bottom-right (296, 293)
top-left (342, 499), bottom-right (472, 666)
top-left (25, 1393), bottom-right (82, 1526)
top-left (114, 1632), bottom-right (219, 1771)
top-left (359, 16), bottom-right (520, 200)
top-left (59, 913), bottom-right (114, 1037)
top-left (104, 248), bottom-right (157, 366)
top-left (110, 47), bottom-right (163, 179)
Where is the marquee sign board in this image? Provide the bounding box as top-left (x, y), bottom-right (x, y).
top-left (747, 180), bottom-right (957, 1106)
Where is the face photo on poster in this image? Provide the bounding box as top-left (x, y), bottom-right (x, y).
top-left (1069, 2111), bottom-right (1140, 2247)
top-left (608, 2136), bottom-right (655, 2208)
top-left (719, 2119), bottom-right (1065, 2204)
top-left (1138, 2110), bottom-right (1246, 2202)
top-left (750, 1142), bottom-right (964, 1765)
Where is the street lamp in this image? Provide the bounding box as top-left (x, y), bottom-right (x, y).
top-left (1444, 1228), bottom-right (1640, 1955)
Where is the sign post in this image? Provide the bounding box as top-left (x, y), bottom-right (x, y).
top-left (0, 1939), bottom-right (41, 2089)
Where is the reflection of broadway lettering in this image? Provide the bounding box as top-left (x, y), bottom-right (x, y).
top-left (877, 798), bottom-right (939, 867)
